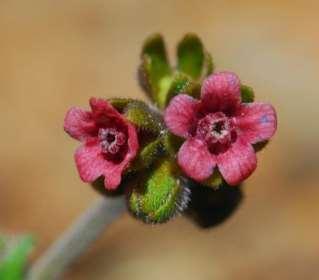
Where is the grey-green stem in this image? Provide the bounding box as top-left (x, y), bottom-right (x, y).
top-left (26, 196), bottom-right (126, 280)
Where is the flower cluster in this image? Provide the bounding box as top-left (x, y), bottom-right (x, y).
top-left (64, 34), bottom-right (277, 225)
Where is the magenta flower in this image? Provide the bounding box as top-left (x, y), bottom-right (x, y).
top-left (64, 98), bottom-right (139, 189)
top-left (164, 72), bottom-right (277, 186)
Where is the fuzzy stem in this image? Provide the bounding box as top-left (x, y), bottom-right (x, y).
top-left (26, 196), bottom-right (126, 280)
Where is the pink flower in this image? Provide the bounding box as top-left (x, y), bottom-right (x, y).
top-left (164, 72), bottom-right (277, 186)
top-left (64, 98), bottom-right (139, 189)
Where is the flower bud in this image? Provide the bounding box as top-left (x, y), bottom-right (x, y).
top-left (128, 159), bottom-right (190, 224)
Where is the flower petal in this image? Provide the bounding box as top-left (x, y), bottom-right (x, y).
top-left (89, 97), bottom-right (124, 126)
top-left (75, 142), bottom-right (108, 183)
top-left (178, 138), bottom-right (216, 181)
top-left (201, 71), bottom-right (241, 112)
top-left (103, 122), bottom-right (139, 190)
top-left (64, 107), bottom-right (95, 141)
top-left (75, 137), bottom-right (137, 190)
top-left (126, 122), bottom-right (139, 160)
top-left (217, 138), bottom-right (257, 186)
top-left (235, 102), bottom-right (277, 144)
top-left (164, 94), bottom-right (199, 138)
top-left (103, 165), bottom-right (123, 190)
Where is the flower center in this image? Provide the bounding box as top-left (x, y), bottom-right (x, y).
top-left (196, 112), bottom-right (235, 153)
top-left (98, 128), bottom-right (126, 155)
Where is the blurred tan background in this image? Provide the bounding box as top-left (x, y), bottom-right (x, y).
top-left (1, 0), bottom-right (319, 279)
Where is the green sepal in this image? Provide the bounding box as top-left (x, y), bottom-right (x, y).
top-left (203, 51), bottom-right (214, 77)
top-left (202, 170), bottom-right (223, 189)
top-left (130, 137), bottom-right (165, 171)
top-left (128, 159), bottom-right (190, 224)
top-left (240, 85), bottom-right (255, 103)
top-left (124, 100), bottom-right (163, 135)
top-left (0, 235), bottom-right (34, 280)
top-left (177, 33), bottom-right (205, 80)
top-left (253, 140), bottom-right (269, 152)
top-left (165, 72), bottom-right (201, 106)
top-left (108, 98), bottom-right (134, 112)
top-left (140, 34), bottom-right (172, 105)
top-left (163, 132), bottom-right (184, 156)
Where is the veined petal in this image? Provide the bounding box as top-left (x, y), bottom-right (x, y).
top-left (235, 102), bottom-right (277, 144)
top-left (178, 138), bottom-right (216, 181)
top-left (164, 94), bottom-right (199, 138)
top-left (217, 138), bottom-right (257, 186)
top-left (64, 107), bottom-right (95, 141)
top-left (74, 142), bottom-right (108, 183)
top-left (201, 71), bottom-right (241, 113)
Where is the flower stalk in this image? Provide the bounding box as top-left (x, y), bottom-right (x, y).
top-left (26, 196), bottom-right (126, 280)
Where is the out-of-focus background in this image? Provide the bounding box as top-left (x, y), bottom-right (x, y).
top-left (0, 1), bottom-right (318, 279)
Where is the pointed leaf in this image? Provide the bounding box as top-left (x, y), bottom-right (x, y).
top-left (177, 34), bottom-right (205, 79)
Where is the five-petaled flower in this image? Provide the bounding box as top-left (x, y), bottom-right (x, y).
top-left (64, 98), bottom-right (139, 189)
top-left (164, 71), bottom-right (277, 186)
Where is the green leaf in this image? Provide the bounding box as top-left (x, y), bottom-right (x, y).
top-left (240, 85), bottom-right (255, 103)
top-left (203, 51), bottom-right (214, 77)
top-left (140, 34), bottom-right (172, 104)
top-left (165, 72), bottom-right (201, 106)
top-left (128, 159), bottom-right (190, 224)
top-left (0, 235), bottom-right (34, 280)
top-left (124, 100), bottom-right (163, 135)
top-left (177, 34), bottom-right (205, 80)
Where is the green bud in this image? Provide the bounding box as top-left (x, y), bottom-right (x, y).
top-left (240, 84), bottom-right (255, 103)
top-left (165, 72), bottom-right (201, 106)
top-left (131, 137), bottom-right (165, 171)
top-left (139, 33), bottom-right (214, 108)
top-left (124, 100), bottom-right (163, 135)
top-left (128, 159), bottom-right (191, 224)
top-left (204, 51), bottom-right (214, 77)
